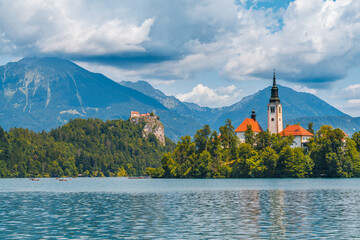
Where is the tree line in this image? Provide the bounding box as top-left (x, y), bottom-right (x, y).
top-left (0, 118), bottom-right (175, 178)
top-left (146, 120), bottom-right (360, 178)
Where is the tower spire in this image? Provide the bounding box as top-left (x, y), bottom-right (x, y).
top-left (273, 69), bottom-right (276, 87)
top-left (269, 69), bottom-right (280, 103)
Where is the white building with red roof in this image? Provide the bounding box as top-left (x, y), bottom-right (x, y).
top-left (280, 125), bottom-right (314, 148)
top-left (235, 110), bottom-right (263, 143)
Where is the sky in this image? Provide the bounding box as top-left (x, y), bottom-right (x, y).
top-left (0, 0), bottom-right (360, 116)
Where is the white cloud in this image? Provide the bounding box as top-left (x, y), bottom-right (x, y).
top-left (108, 0), bottom-right (360, 87)
top-left (348, 99), bottom-right (360, 105)
top-left (208, 0), bottom-right (360, 83)
top-left (40, 18), bottom-right (154, 55)
top-left (346, 84), bottom-right (360, 91)
top-left (335, 99), bottom-right (360, 117)
top-left (1, 0), bottom-right (360, 90)
top-left (176, 84), bottom-right (241, 107)
top-left (344, 84), bottom-right (360, 98)
top-left (75, 61), bottom-right (142, 82)
top-left (292, 85), bottom-right (317, 95)
top-left (143, 0), bottom-right (360, 85)
top-left (333, 83), bottom-right (360, 100)
top-left (0, 0), bottom-right (154, 55)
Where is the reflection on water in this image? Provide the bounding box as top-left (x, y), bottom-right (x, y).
top-left (1, 179), bottom-right (360, 239)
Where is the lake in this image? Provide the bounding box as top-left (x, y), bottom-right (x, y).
top-left (1, 178), bottom-right (360, 239)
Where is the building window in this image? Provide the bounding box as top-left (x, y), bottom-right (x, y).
top-left (271, 118), bottom-right (274, 121)
top-left (279, 107), bottom-right (281, 113)
top-left (279, 118), bottom-right (281, 121)
top-left (270, 107), bottom-right (275, 113)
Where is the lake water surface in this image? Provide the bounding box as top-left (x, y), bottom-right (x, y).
top-left (1, 178), bottom-right (360, 239)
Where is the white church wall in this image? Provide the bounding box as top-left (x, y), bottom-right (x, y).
top-left (236, 131), bottom-right (261, 143)
top-left (290, 136), bottom-right (302, 148)
top-left (236, 132), bottom-right (245, 143)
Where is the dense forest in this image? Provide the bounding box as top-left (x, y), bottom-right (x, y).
top-left (0, 118), bottom-right (175, 178)
top-left (146, 120), bottom-right (360, 178)
top-left (2, 117), bottom-right (360, 179)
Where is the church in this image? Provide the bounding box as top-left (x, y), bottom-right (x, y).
top-left (234, 71), bottom-right (313, 147)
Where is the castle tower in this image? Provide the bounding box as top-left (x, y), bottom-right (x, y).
top-left (267, 70), bottom-right (283, 134)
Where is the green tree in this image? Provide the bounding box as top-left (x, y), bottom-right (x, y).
top-left (245, 125), bottom-right (255, 146)
top-left (259, 147), bottom-right (278, 177)
top-left (276, 146), bottom-right (312, 178)
top-left (219, 119), bottom-right (237, 149)
top-left (307, 122), bottom-right (315, 135)
top-left (208, 130), bottom-right (222, 163)
top-left (344, 138), bottom-right (360, 176)
top-left (195, 151), bottom-right (214, 178)
top-left (351, 131), bottom-right (360, 152)
top-left (194, 125), bottom-right (211, 153)
top-left (255, 131), bottom-right (272, 151)
top-left (145, 167), bottom-right (165, 178)
top-left (161, 153), bottom-right (178, 178)
top-left (310, 125), bottom-right (345, 177)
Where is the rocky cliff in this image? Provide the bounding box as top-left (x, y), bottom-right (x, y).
top-left (130, 115), bottom-right (165, 146)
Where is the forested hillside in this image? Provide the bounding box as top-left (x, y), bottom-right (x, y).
top-left (0, 118), bottom-right (175, 178)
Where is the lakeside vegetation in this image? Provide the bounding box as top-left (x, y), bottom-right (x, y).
top-left (147, 120), bottom-right (360, 178)
top-left (0, 118), bottom-right (175, 178)
top-left (2, 117), bottom-right (360, 179)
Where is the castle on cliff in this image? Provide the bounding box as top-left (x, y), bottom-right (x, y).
top-left (130, 111), bottom-right (165, 146)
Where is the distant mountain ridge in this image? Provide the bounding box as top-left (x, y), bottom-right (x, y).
top-left (121, 80), bottom-right (353, 134)
top-left (0, 57), bottom-right (358, 140)
top-left (213, 85), bottom-right (346, 131)
top-left (120, 80), bottom-right (215, 122)
top-left (1, 57), bottom-right (164, 109)
top-left (0, 57), bottom-right (200, 140)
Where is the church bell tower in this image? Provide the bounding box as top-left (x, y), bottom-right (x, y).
top-left (267, 70), bottom-right (283, 134)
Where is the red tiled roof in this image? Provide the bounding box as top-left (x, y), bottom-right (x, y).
top-left (131, 111), bottom-right (140, 114)
top-left (235, 118), bottom-right (263, 133)
top-left (280, 125), bottom-right (314, 137)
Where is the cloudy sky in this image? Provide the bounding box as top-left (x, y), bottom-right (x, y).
top-left (0, 0), bottom-right (360, 115)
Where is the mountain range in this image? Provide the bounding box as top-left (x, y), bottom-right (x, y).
top-left (120, 81), bottom-right (355, 135)
top-left (0, 57), bottom-right (358, 140)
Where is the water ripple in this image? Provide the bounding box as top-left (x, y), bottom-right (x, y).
top-left (1, 179), bottom-right (360, 239)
